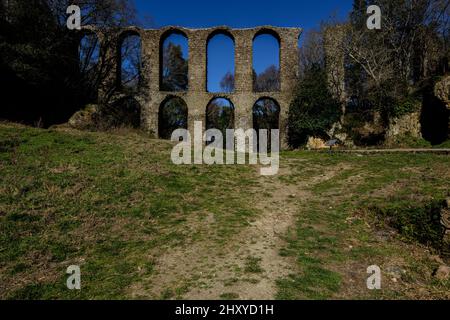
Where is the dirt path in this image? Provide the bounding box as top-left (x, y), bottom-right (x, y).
top-left (131, 160), bottom-right (346, 300)
top-left (332, 148), bottom-right (450, 154)
top-left (182, 167), bottom-right (303, 300)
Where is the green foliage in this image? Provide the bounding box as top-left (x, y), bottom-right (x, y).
top-left (220, 292), bottom-right (239, 300)
top-left (1, 124), bottom-right (450, 299)
top-left (100, 98), bottom-right (141, 129)
top-left (435, 140), bottom-right (450, 148)
top-left (253, 99), bottom-right (279, 130)
top-left (206, 99), bottom-right (235, 144)
top-left (386, 134), bottom-right (432, 148)
top-left (253, 65), bottom-right (280, 92)
top-left (158, 97), bottom-right (188, 139)
top-left (0, 0), bottom-right (139, 127)
top-left (276, 267), bottom-right (341, 300)
top-left (344, 0), bottom-right (449, 145)
top-left (0, 124), bottom-right (259, 299)
top-left (388, 97), bottom-right (421, 119)
top-left (161, 43), bottom-right (188, 91)
top-left (244, 256), bottom-right (263, 274)
top-left (288, 67), bottom-right (342, 147)
top-left (371, 200), bottom-right (445, 251)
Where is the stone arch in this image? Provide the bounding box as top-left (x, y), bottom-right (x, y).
top-left (253, 97), bottom-right (280, 151)
top-left (207, 29), bottom-right (235, 42)
top-left (253, 28), bottom-right (281, 43)
top-left (205, 97), bottom-right (235, 144)
top-left (159, 29), bottom-right (189, 92)
top-left (252, 29), bottom-right (281, 92)
top-left (205, 96), bottom-right (235, 130)
top-left (206, 30), bottom-right (235, 93)
top-left (107, 96), bottom-right (142, 128)
top-left (117, 30), bottom-right (142, 91)
top-left (158, 95), bottom-right (188, 139)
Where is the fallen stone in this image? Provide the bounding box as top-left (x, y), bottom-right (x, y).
top-left (306, 137), bottom-right (328, 150)
top-left (68, 104), bottom-right (99, 130)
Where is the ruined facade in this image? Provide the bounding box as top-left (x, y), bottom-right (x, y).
top-left (85, 26), bottom-right (302, 148)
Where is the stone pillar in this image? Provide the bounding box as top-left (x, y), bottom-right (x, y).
top-left (324, 25), bottom-right (348, 141)
top-left (141, 30), bottom-right (160, 136)
top-left (131, 26), bottom-right (302, 150)
top-left (97, 31), bottom-right (119, 105)
top-left (280, 29), bottom-right (301, 94)
top-left (279, 28), bottom-right (301, 148)
top-left (234, 30), bottom-right (254, 132)
top-left (324, 25), bottom-right (347, 108)
top-left (188, 30), bottom-right (207, 93)
top-left (278, 99), bottom-right (289, 150)
top-left (234, 30), bottom-right (253, 93)
top-left (187, 30), bottom-right (208, 138)
top-left (234, 95), bottom-right (254, 132)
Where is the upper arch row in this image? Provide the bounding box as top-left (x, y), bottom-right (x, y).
top-left (82, 26), bottom-right (302, 42)
top-left (80, 25), bottom-right (301, 45)
top-left (78, 26), bottom-right (301, 93)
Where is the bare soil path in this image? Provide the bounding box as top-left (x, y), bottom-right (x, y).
top-left (132, 160), bottom-right (345, 300)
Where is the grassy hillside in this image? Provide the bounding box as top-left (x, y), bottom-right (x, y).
top-left (0, 123), bottom-right (449, 299)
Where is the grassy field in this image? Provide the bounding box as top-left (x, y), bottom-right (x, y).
top-left (0, 122), bottom-right (449, 299)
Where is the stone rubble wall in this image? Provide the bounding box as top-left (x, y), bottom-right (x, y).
top-left (83, 25), bottom-right (302, 149)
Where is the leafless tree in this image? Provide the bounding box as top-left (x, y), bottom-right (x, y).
top-left (298, 28), bottom-right (325, 78)
top-left (219, 72), bottom-right (235, 92)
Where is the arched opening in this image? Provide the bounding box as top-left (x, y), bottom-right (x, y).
top-left (160, 31), bottom-right (189, 92)
top-left (105, 97), bottom-right (141, 128)
top-left (252, 31), bottom-right (280, 92)
top-left (118, 32), bottom-right (142, 92)
top-left (159, 96), bottom-right (188, 139)
top-left (207, 31), bottom-right (235, 93)
top-left (253, 98), bottom-right (280, 151)
top-left (206, 98), bottom-right (235, 145)
top-left (421, 91), bottom-right (449, 145)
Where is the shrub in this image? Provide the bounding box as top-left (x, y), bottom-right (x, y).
top-left (288, 66), bottom-right (342, 148)
top-left (371, 200), bottom-right (445, 251)
top-left (389, 97), bottom-right (421, 119)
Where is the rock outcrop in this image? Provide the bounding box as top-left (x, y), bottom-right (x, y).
top-left (306, 137), bottom-right (328, 150)
top-left (385, 112), bottom-right (422, 144)
top-left (68, 104), bottom-right (99, 130)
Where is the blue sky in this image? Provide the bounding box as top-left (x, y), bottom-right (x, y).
top-left (135, 0), bottom-right (353, 92)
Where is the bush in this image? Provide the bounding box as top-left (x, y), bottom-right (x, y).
top-left (371, 200), bottom-right (445, 251)
top-left (99, 97), bottom-right (141, 129)
top-left (389, 97), bottom-right (421, 119)
top-left (288, 66), bottom-right (342, 148)
top-left (385, 134), bottom-right (432, 148)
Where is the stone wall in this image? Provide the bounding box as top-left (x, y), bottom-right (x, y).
top-left (385, 112), bottom-right (422, 144)
top-left (86, 26), bottom-right (302, 148)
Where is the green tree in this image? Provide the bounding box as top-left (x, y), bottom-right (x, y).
top-left (253, 65), bottom-right (280, 92)
top-left (158, 97), bottom-right (188, 139)
top-left (161, 43), bottom-right (188, 91)
top-left (288, 66), bottom-right (342, 147)
top-left (0, 0), bottom-right (139, 126)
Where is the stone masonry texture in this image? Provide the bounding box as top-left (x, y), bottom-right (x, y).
top-left (85, 26), bottom-right (302, 148)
